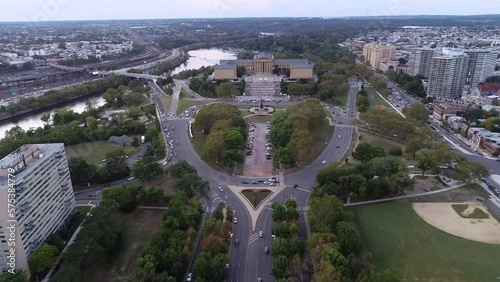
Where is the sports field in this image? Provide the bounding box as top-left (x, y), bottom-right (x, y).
top-left (351, 201), bottom-right (500, 281)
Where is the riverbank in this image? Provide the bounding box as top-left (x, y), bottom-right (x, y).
top-left (0, 90), bottom-right (105, 125)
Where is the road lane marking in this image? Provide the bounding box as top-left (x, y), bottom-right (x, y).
top-left (248, 233), bottom-right (259, 244)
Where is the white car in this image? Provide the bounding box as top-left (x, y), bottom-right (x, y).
top-left (322, 161), bottom-right (327, 165)
top-left (128, 177), bottom-right (135, 181)
top-left (218, 186), bottom-right (224, 192)
top-left (233, 218), bottom-right (238, 224)
top-left (186, 273), bottom-right (192, 281)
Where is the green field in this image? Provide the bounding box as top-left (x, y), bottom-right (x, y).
top-left (160, 96), bottom-right (171, 111)
top-left (366, 87), bottom-right (392, 110)
top-left (451, 204), bottom-right (490, 219)
top-left (66, 141), bottom-right (139, 165)
top-left (180, 88), bottom-right (190, 99)
top-left (176, 99), bottom-right (208, 116)
top-left (192, 133), bottom-right (207, 157)
top-left (358, 131), bottom-right (405, 152)
top-left (351, 202), bottom-right (500, 281)
top-left (241, 189), bottom-right (272, 209)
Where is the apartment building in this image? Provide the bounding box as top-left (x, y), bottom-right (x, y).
top-left (408, 48), bottom-right (435, 78)
top-left (0, 144), bottom-right (75, 274)
top-left (427, 49), bottom-right (469, 99)
top-left (362, 43), bottom-right (396, 70)
top-left (464, 50), bottom-right (498, 89)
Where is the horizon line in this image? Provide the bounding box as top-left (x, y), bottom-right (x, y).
top-left (1, 14), bottom-right (500, 24)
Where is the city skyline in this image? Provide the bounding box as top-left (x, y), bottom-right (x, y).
top-left (0, 0), bottom-right (499, 22)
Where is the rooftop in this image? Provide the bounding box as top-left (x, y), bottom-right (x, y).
top-left (0, 144), bottom-right (62, 188)
top-left (254, 52), bottom-right (273, 60)
top-left (478, 82), bottom-right (500, 93)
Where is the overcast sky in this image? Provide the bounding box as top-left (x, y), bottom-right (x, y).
top-left (0, 0), bottom-right (499, 22)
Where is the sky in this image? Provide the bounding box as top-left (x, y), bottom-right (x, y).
top-left (0, 0), bottom-right (499, 22)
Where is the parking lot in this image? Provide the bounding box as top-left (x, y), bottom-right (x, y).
top-left (243, 122), bottom-right (273, 177)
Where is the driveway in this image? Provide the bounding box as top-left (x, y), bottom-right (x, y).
top-left (126, 142), bottom-right (148, 167)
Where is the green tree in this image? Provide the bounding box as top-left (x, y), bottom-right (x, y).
top-left (312, 259), bottom-right (342, 282)
top-left (168, 161), bottom-right (197, 178)
top-left (308, 195), bottom-right (346, 233)
top-left (337, 221), bottom-right (363, 256)
top-left (455, 160), bottom-right (489, 183)
top-left (356, 95), bottom-right (370, 112)
top-left (388, 147), bottom-right (403, 156)
top-left (415, 149), bottom-right (439, 176)
top-left (131, 136), bottom-right (140, 147)
top-left (28, 243), bottom-right (59, 274)
top-left (216, 82), bottom-right (235, 98)
top-left (271, 255), bottom-right (290, 280)
top-left (482, 117), bottom-right (500, 132)
top-left (353, 143), bottom-right (385, 163)
top-left (402, 103), bottom-right (430, 123)
top-left (132, 162), bottom-right (164, 181)
top-left (221, 149), bottom-right (244, 168)
top-left (275, 147), bottom-right (295, 166)
top-left (0, 270), bottom-right (29, 282)
top-left (224, 128), bottom-right (245, 150)
top-left (102, 186), bottom-right (139, 212)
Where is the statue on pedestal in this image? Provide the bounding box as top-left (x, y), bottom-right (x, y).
top-left (259, 99), bottom-right (264, 109)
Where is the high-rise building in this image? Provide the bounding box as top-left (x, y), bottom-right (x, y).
top-left (362, 43), bottom-right (396, 70)
top-left (464, 50), bottom-right (497, 89)
top-left (0, 144), bottom-right (75, 274)
top-left (408, 48), bottom-right (435, 78)
top-left (427, 49), bottom-right (469, 99)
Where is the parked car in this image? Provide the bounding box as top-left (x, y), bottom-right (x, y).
top-left (264, 247), bottom-right (269, 254)
top-left (186, 273), bottom-right (192, 282)
top-left (233, 218), bottom-right (238, 224)
top-left (218, 186), bottom-right (224, 192)
top-left (242, 181), bottom-right (249, 184)
top-left (128, 177), bottom-right (135, 181)
top-left (259, 231), bottom-right (263, 237)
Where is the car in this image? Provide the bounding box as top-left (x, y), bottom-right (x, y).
top-left (258, 278), bottom-right (263, 282)
top-left (251, 181), bottom-right (259, 184)
top-left (246, 151), bottom-right (253, 155)
top-left (264, 247), bottom-right (269, 254)
top-left (171, 127), bottom-right (174, 130)
top-left (128, 177), bottom-right (135, 181)
top-left (242, 181), bottom-right (249, 184)
top-left (338, 135), bottom-right (341, 138)
top-left (322, 160), bottom-right (327, 165)
top-left (186, 273), bottom-right (192, 282)
top-left (103, 183), bottom-right (110, 187)
top-left (293, 184), bottom-right (298, 188)
top-left (218, 186), bottom-right (224, 192)
top-left (259, 231), bottom-right (263, 237)
top-left (88, 193), bottom-right (96, 197)
top-left (234, 239), bottom-right (239, 247)
top-left (233, 218), bottom-right (238, 224)
top-left (163, 161), bottom-right (168, 166)
top-left (336, 145), bottom-right (340, 148)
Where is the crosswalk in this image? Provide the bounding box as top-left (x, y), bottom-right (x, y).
top-left (248, 233), bottom-right (260, 245)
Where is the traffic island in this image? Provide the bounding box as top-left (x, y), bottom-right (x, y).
top-left (241, 189), bottom-right (272, 210)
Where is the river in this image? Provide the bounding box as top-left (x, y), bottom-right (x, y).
top-left (0, 48), bottom-right (236, 139)
top-left (0, 96), bottom-right (105, 139)
top-left (171, 48), bottom-right (237, 74)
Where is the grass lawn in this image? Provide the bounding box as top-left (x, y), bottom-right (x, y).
top-left (192, 131), bottom-right (207, 157)
top-left (66, 141), bottom-right (139, 165)
top-left (77, 206), bottom-right (91, 215)
top-left (451, 204), bottom-right (490, 219)
top-left (160, 96), bottom-right (171, 111)
top-left (83, 209), bottom-right (164, 282)
top-left (176, 99), bottom-right (208, 116)
top-left (311, 119), bottom-right (335, 159)
top-left (352, 201), bottom-right (500, 282)
top-left (366, 87), bottom-right (392, 110)
top-left (245, 115), bottom-right (274, 123)
top-left (358, 131), bottom-right (406, 153)
top-left (241, 189), bottom-right (272, 209)
top-left (180, 88), bottom-right (190, 99)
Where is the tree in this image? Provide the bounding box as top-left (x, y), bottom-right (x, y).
top-left (102, 186), bottom-right (138, 212)
top-left (271, 255), bottom-right (290, 280)
top-left (28, 243), bottom-right (59, 274)
top-left (353, 143), bottom-right (385, 163)
top-left (415, 149), bottom-right (439, 176)
top-left (224, 129), bottom-right (245, 150)
top-left (356, 95), bottom-right (369, 113)
top-left (312, 259), bottom-right (342, 282)
top-left (275, 147), bottom-right (295, 166)
top-left (485, 75), bottom-right (500, 83)
top-left (68, 157), bottom-right (99, 186)
top-left (221, 149), bottom-right (244, 168)
top-left (308, 195), bottom-right (346, 233)
top-left (402, 103), bottom-right (430, 123)
top-left (132, 162), bottom-right (164, 181)
top-left (359, 269), bottom-right (399, 282)
top-left (168, 161), bottom-right (197, 178)
top-left (216, 82), bottom-right (235, 98)
top-left (388, 147), bottom-right (403, 156)
top-left (482, 117), bottom-right (500, 132)
top-left (132, 136), bottom-right (140, 147)
top-left (0, 270), bottom-right (29, 282)
top-left (272, 204), bottom-right (288, 222)
top-left (336, 221), bottom-right (363, 256)
top-left (455, 160), bottom-right (489, 183)
top-left (58, 42), bottom-right (66, 49)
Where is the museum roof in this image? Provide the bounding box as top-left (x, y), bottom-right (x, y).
top-left (254, 52), bottom-right (274, 60)
top-left (214, 60), bottom-right (237, 69)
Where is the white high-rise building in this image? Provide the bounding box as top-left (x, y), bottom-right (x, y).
top-left (464, 50), bottom-right (497, 88)
top-left (408, 48), bottom-right (435, 78)
top-left (427, 49), bottom-right (469, 99)
top-left (0, 144), bottom-right (75, 274)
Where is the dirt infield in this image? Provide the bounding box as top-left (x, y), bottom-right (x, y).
top-left (413, 202), bottom-right (500, 244)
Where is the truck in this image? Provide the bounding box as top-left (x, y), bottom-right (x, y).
top-left (141, 136), bottom-right (145, 144)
